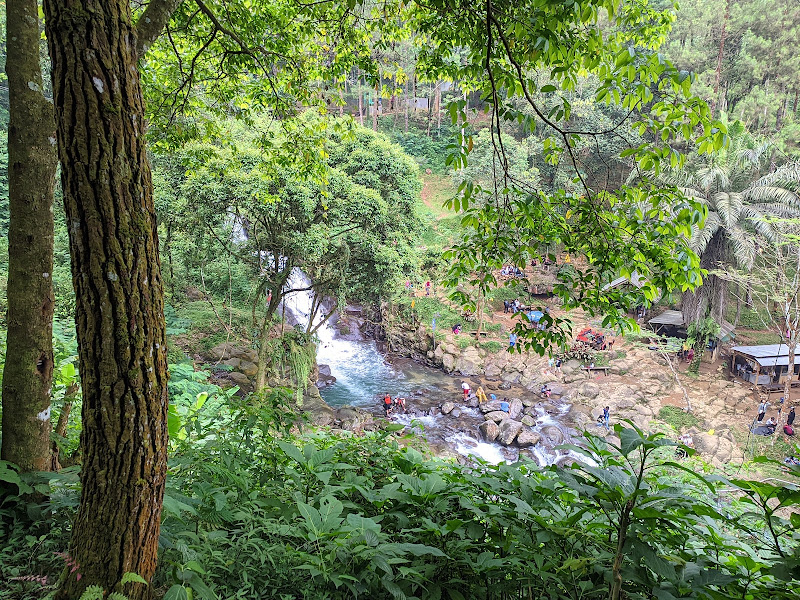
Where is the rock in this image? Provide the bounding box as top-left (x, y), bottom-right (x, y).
top-left (451, 408), bottom-right (462, 418)
top-left (521, 415), bottom-right (536, 427)
top-left (226, 371), bottom-right (251, 389)
top-left (693, 433), bottom-right (742, 465)
top-left (442, 353), bottom-right (455, 372)
top-left (209, 342), bottom-right (255, 362)
top-left (497, 419), bottom-right (524, 446)
top-left (540, 425), bottom-right (565, 445)
top-left (466, 397), bottom-right (480, 408)
top-left (484, 362), bottom-right (502, 378)
top-left (564, 371), bottom-right (587, 384)
top-left (336, 406), bottom-right (372, 433)
top-left (441, 402), bottom-right (455, 415)
top-left (481, 400), bottom-right (503, 413)
top-left (238, 360), bottom-right (258, 377)
top-left (304, 387), bottom-right (336, 427)
top-left (485, 410), bottom-right (510, 422)
top-left (547, 383), bottom-right (565, 396)
top-left (501, 371), bottom-right (521, 383)
top-left (578, 381), bottom-right (600, 399)
top-left (508, 398), bottom-right (524, 420)
top-left (521, 397), bottom-right (535, 407)
top-left (223, 357), bottom-right (242, 369)
top-left (479, 420), bottom-right (500, 442)
top-left (565, 359), bottom-right (582, 369)
top-left (515, 429), bottom-right (542, 447)
top-left (318, 364), bottom-right (332, 377)
top-left (498, 382), bottom-right (512, 390)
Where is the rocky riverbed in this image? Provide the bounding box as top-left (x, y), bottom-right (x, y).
top-left (201, 309), bottom-right (751, 468)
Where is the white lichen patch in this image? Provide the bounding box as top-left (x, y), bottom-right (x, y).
top-left (37, 406), bottom-right (51, 422)
top-left (107, 271), bottom-right (119, 282)
top-left (28, 81), bottom-right (41, 92)
top-left (42, 272), bottom-right (50, 278)
top-left (92, 77), bottom-right (105, 93)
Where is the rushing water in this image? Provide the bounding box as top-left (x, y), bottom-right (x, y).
top-left (282, 268), bottom-right (587, 466)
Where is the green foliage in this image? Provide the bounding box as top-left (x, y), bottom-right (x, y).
top-left (478, 340), bottom-right (502, 353)
top-left (658, 405), bottom-right (702, 431)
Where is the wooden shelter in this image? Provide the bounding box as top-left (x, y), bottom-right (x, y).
top-left (730, 344), bottom-right (800, 388)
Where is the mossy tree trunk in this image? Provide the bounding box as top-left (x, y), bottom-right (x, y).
top-left (44, 1), bottom-right (169, 598)
top-left (0, 0), bottom-right (58, 472)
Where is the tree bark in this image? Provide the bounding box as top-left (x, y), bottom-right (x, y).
top-left (404, 77), bottom-right (409, 132)
top-left (373, 79), bottom-right (379, 131)
top-left (134, 0), bottom-right (183, 57)
top-left (43, 2), bottom-right (169, 598)
top-left (357, 71), bottom-right (364, 126)
top-left (1, 0), bottom-right (58, 472)
top-left (711, 0), bottom-right (731, 116)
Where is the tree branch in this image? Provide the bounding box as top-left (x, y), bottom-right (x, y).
top-left (135, 0), bottom-right (185, 57)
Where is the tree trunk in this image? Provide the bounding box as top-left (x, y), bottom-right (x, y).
top-left (357, 72), bottom-right (364, 126)
top-left (435, 82), bottom-right (442, 137)
top-left (711, 0), bottom-right (731, 116)
top-left (404, 77), bottom-right (409, 133)
top-left (1, 0), bottom-right (58, 473)
top-left (373, 79), bottom-right (379, 131)
top-left (44, 2), bottom-right (169, 598)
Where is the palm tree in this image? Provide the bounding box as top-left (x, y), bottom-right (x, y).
top-left (678, 148), bottom-right (800, 324)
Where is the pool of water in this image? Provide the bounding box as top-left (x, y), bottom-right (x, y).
top-left (317, 337), bottom-right (457, 409)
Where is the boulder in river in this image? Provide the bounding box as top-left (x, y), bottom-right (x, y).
top-left (498, 381), bottom-right (512, 390)
top-left (515, 429), bottom-right (542, 448)
top-left (481, 400), bottom-right (503, 413)
top-left (479, 420), bottom-right (500, 443)
top-left (521, 415), bottom-right (536, 427)
top-left (441, 402), bottom-right (455, 415)
top-left (485, 410), bottom-right (509, 423)
top-left (578, 381), bottom-right (600, 399)
top-left (497, 419), bottom-right (523, 446)
top-left (451, 408), bottom-right (462, 418)
top-left (508, 398), bottom-right (524, 420)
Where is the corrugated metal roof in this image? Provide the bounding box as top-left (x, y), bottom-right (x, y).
top-left (731, 344), bottom-right (797, 359)
top-left (602, 272), bottom-right (647, 291)
top-left (754, 355), bottom-right (800, 367)
top-left (648, 310), bottom-right (685, 326)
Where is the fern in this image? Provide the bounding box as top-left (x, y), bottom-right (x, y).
top-left (77, 585), bottom-right (105, 600)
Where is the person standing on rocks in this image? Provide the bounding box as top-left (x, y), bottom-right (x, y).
top-left (509, 332), bottom-right (517, 348)
top-left (462, 380), bottom-right (471, 400)
top-left (602, 406), bottom-right (610, 430)
top-left (788, 406), bottom-right (796, 426)
top-left (757, 400), bottom-right (769, 422)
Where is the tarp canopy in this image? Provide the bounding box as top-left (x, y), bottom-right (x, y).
top-left (648, 310), bottom-right (685, 326)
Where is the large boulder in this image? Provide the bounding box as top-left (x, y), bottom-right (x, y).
top-left (521, 415), bottom-right (536, 427)
top-left (515, 429), bottom-right (542, 448)
top-left (484, 362), bottom-right (502, 378)
top-left (497, 419), bottom-right (523, 446)
top-left (693, 433), bottom-right (742, 465)
top-left (508, 398), bottom-right (524, 420)
top-left (442, 353), bottom-right (455, 372)
top-left (441, 402), bottom-right (456, 415)
top-left (578, 381), bottom-right (600, 399)
top-left (485, 410), bottom-right (510, 423)
top-left (479, 420), bottom-right (500, 443)
top-left (336, 406), bottom-right (372, 433)
top-left (480, 400), bottom-right (504, 413)
top-left (238, 360), bottom-right (258, 377)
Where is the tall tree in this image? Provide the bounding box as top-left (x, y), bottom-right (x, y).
top-left (1, 0), bottom-right (58, 472)
top-left (677, 153), bottom-right (800, 324)
top-left (43, 0), bottom-right (171, 597)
